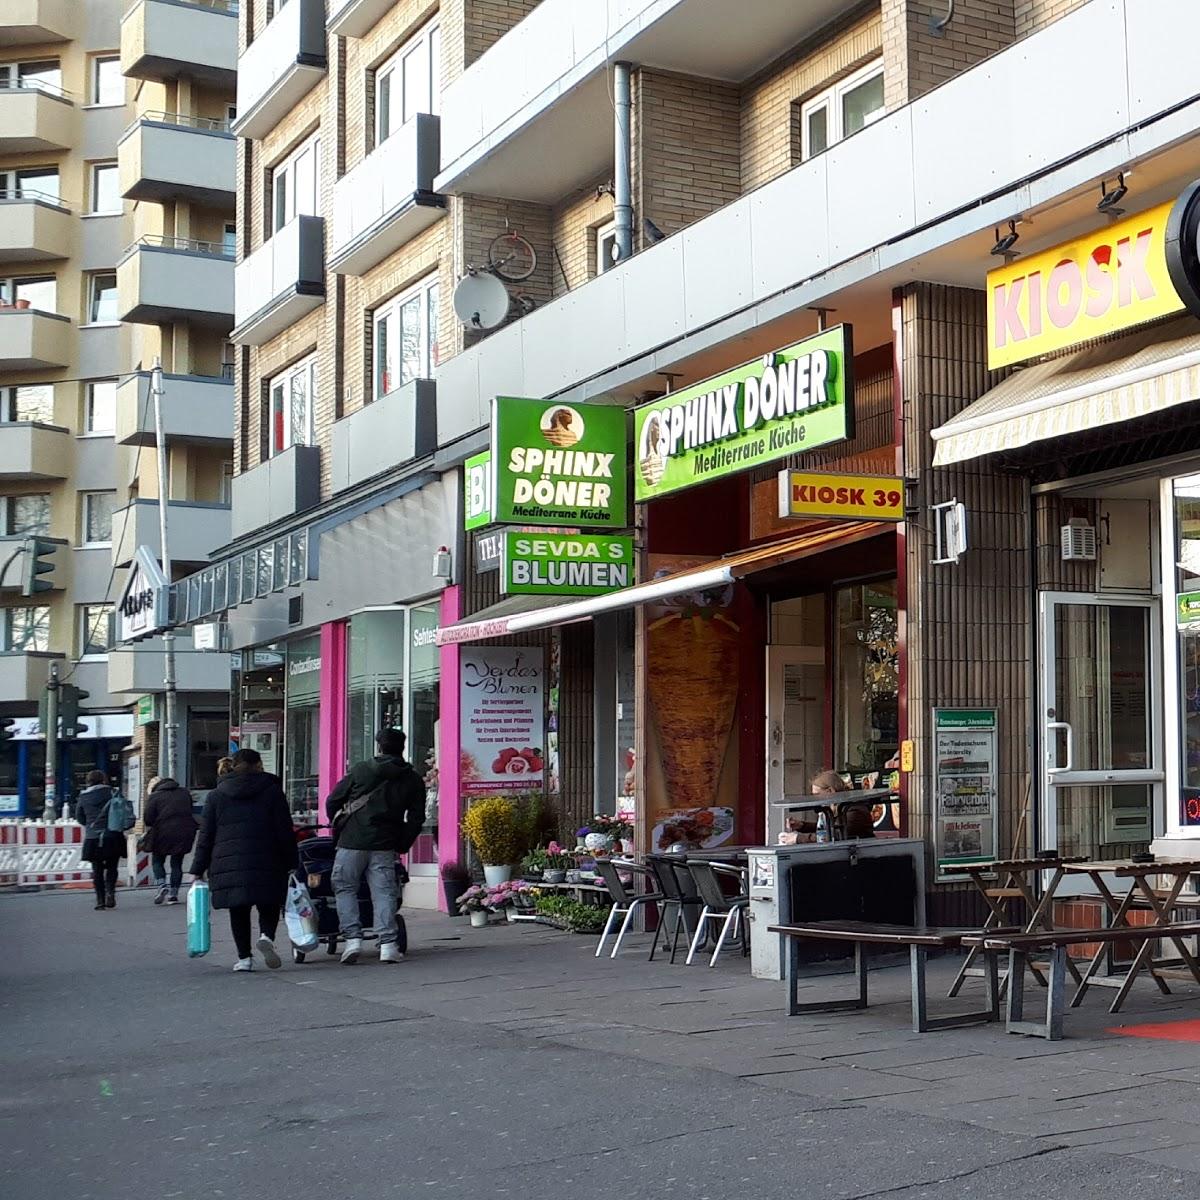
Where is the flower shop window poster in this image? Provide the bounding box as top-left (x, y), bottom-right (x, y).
top-left (459, 646), bottom-right (546, 795)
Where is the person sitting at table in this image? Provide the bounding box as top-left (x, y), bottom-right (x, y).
top-left (810, 770), bottom-right (875, 839)
top-left (810, 770), bottom-right (850, 796)
top-left (778, 812), bottom-right (818, 845)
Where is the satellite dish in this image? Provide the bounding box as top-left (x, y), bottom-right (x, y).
top-left (453, 271), bottom-right (510, 330)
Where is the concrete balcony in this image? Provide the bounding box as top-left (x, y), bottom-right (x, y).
top-left (0, 651), bottom-right (65, 703)
top-left (230, 445), bottom-right (320, 540)
top-left (117, 236), bottom-right (235, 329)
top-left (1, 0), bottom-right (73, 45)
top-left (233, 0), bottom-right (327, 141)
top-left (0, 310), bottom-right (72, 371)
top-left (330, 379), bottom-right (435, 493)
top-left (330, 114), bottom-right (444, 276)
top-left (116, 371), bottom-right (234, 447)
top-left (327, 0), bottom-right (393, 38)
top-left (120, 0), bottom-right (238, 90)
top-left (118, 113), bottom-right (236, 210)
top-left (0, 423), bottom-right (70, 480)
top-left (112, 499), bottom-right (231, 568)
top-left (232, 215), bottom-right (324, 346)
top-left (0, 195), bottom-right (73, 262)
top-left (109, 632), bottom-right (231, 695)
top-left (0, 84), bottom-right (77, 154)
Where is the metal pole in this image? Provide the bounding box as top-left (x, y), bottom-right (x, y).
top-left (151, 358), bottom-right (178, 781)
top-left (613, 61), bottom-right (633, 265)
top-left (43, 662), bottom-right (58, 821)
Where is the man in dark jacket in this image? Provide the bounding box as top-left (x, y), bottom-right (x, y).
top-left (326, 728), bottom-right (425, 964)
top-left (75, 770), bottom-right (123, 911)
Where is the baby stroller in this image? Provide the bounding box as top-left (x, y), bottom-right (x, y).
top-left (293, 831), bottom-right (409, 963)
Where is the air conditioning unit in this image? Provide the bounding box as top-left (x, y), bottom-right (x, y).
top-left (1061, 520), bottom-right (1097, 561)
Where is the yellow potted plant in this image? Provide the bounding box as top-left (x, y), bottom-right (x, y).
top-left (461, 796), bottom-right (522, 885)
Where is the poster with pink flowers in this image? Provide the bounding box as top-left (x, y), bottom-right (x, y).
top-left (459, 646), bottom-right (545, 795)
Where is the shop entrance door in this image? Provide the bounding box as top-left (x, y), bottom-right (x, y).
top-left (766, 645), bottom-right (825, 844)
top-left (1037, 593), bottom-right (1161, 890)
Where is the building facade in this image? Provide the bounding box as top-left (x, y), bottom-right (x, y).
top-left (180, 0), bottom-right (1200, 917)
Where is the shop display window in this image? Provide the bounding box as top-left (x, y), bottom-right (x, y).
top-left (1174, 477), bottom-right (1200, 826)
top-left (285, 635), bottom-right (321, 821)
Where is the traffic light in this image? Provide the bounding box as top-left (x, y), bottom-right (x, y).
top-left (0, 716), bottom-right (16, 743)
top-left (21, 537), bottom-right (58, 596)
top-left (60, 685), bottom-right (89, 740)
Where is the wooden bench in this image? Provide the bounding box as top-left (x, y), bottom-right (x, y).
top-left (768, 921), bottom-right (1003, 1034)
top-left (964, 921), bottom-right (1200, 1040)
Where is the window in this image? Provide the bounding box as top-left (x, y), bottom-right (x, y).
top-left (595, 220), bottom-right (618, 275)
top-left (3, 607), bottom-right (50, 652)
top-left (0, 167), bottom-right (60, 203)
top-left (4, 494), bottom-right (51, 536)
top-left (77, 604), bottom-right (112, 658)
top-left (85, 380), bottom-right (116, 433)
top-left (1, 274), bottom-right (56, 311)
top-left (221, 341), bottom-right (235, 380)
top-left (799, 60), bottom-right (885, 160)
top-left (223, 223), bottom-right (237, 257)
top-left (87, 272), bottom-right (118, 323)
top-left (90, 162), bottom-right (120, 214)
top-left (267, 354), bottom-right (317, 457)
top-left (374, 22), bottom-right (440, 146)
top-left (81, 491), bottom-right (115, 546)
top-left (833, 578), bottom-right (899, 778)
top-left (372, 273), bottom-right (439, 400)
top-left (1, 384), bottom-right (53, 423)
top-left (270, 134), bottom-right (320, 234)
top-left (91, 56), bottom-right (122, 106)
top-left (0, 60), bottom-right (62, 94)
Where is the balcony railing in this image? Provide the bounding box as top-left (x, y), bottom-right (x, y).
top-left (118, 236), bottom-right (235, 327)
top-left (119, 113), bottom-right (236, 208)
top-left (131, 109), bottom-right (232, 134)
top-left (131, 232), bottom-right (234, 258)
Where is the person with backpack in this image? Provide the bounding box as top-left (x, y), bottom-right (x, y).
top-left (143, 776), bottom-right (199, 906)
top-left (75, 770), bottom-right (133, 911)
top-left (189, 748), bottom-right (298, 972)
top-left (326, 728), bottom-right (426, 965)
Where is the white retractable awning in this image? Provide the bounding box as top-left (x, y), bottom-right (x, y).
top-left (931, 317), bottom-right (1200, 467)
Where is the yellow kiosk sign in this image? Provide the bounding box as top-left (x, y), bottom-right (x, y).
top-left (777, 470), bottom-right (905, 522)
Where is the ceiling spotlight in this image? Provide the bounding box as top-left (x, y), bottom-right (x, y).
top-left (990, 219), bottom-right (1020, 260)
top-left (1097, 172), bottom-right (1128, 217)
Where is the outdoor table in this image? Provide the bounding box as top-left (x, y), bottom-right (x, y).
top-left (1063, 858), bottom-right (1200, 1011)
top-left (948, 855), bottom-right (1087, 997)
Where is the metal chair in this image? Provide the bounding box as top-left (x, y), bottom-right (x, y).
top-left (645, 853), bottom-right (705, 962)
top-left (685, 860), bottom-right (749, 967)
top-left (593, 858), bottom-right (662, 959)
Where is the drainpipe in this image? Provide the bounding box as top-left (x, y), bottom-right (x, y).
top-left (613, 61), bottom-right (633, 265)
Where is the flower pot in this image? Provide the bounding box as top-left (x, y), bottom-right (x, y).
top-left (469, 910), bottom-right (489, 928)
top-left (442, 878), bottom-right (469, 914)
top-left (584, 832), bottom-right (614, 854)
top-left (543, 869), bottom-right (566, 884)
top-left (12, 299), bottom-right (31, 310)
top-left (505, 907), bottom-right (519, 923)
top-left (483, 864), bottom-right (512, 886)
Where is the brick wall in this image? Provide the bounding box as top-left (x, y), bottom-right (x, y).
top-left (441, 0), bottom-right (540, 81)
top-left (632, 69), bottom-right (741, 250)
top-left (1014, 0), bottom-right (1090, 37)
top-left (740, 6), bottom-right (883, 191)
top-left (550, 177), bottom-right (614, 298)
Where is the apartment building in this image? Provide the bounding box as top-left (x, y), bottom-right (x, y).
top-left (0, 0), bottom-right (237, 816)
top-left (171, 0), bottom-right (1200, 915)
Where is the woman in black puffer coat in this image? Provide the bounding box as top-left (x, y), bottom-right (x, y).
top-left (190, 748), bottom-right (298, 972)
top-left (144, 777), bottom-right (199, 906)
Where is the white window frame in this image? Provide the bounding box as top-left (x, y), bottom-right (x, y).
top-left (86, 271), bottom-right (118, 325)
top-left (374, 20), bottom-right (440, 147)
top-left (89, 161), bottom-right (121, 215)
top-left (372, 272), bottom-right (439, 401)
top-left (85, 379), bottom-right (116, 434)
top-left (0, 60), bottom-right (62, 95)
top-left (2, 493), bottom-right (51, 537)
top-left (1, 273), bottom-right (56, 312)
top-left (90, 55), bottom-right (122, 107)
top-left (0, 166), bottom-right (60, 204)
top-left (80, 491), bottom-right (116, 547)
top-left (267, 354), bottom-right (317, 458)
top-left (77, 603), bottom-right (112, 660)
top-left (595, 219), bottom-right (618, 276)
top-left (1, 606), bottom-right (51, 653)
top-left (1, 383), bottom-right (54, 424)
top-left (270, 133), bottom-right (320, 235)
top-left (799, 58), bottom-right (885, 161)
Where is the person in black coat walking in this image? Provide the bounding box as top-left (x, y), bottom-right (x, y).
top-left (190, 748), bottom-right (298, 972)
top-left (144, 776), bottom-right (199, 906)
top-left (75, 770), bottom-right (124, 911)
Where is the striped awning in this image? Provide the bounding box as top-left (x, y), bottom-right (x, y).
top-left (931, 317), bottom-right (1200, 466)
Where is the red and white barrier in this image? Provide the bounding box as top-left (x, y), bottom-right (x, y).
top-left (0, 819), bottom-right (90, 886)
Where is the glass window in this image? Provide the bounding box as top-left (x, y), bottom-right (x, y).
top-left (189, 711), bottom-right (229, 791)
top-left (1175, 478), bottom-right (1200, 827)
top-left (372, 273), bottom-right (438, 400)
top-left (285, 634), bottom-right (321, 819)
top-left (407, 602), bottom-right (440, 867)
top-left (833, 578), bottom-right (899, 781)
top-left (375, 21), bottom-right (439, 145)
top-left (90, 162), bottom-right (120, 214)
top-left (5, 493), bottom-right (51, 536)
top-left (86, 380), bottom-right (116, 433)
top-left (78, 603), bottom-right (112, 657)
top-left (5, 275), bottom-right (56, 311)
top-left (92, 56), bottom-right (122, 106)
top-left (2, 60), bottom-right (61, 93)
top-left (5, 606), bottom-right (50, 652)
top-left (0, 167), bottom-right (60, 203)
top-left (2, 384), bottom-right (53, 423)
top-left (270, 134), bottom-right (320, 233)
top-left (88, 272), bottom-right (118, 323)
top-left (799, 60), bottom-right (884, 160)
top-left (267, 354), bottom-right (316, 456)
top-left (842, 70), bottom-right (885, 137)
top-left (595, 221), bottom-right (617, 275)
top-left (806, 105), bottom-right (828, 157)
top-left (82, 492), bottom-right (115, 545)
top-left (347, 610), bottom-right (407, 771)
top-left (223, 223), bottom-right (237, 257)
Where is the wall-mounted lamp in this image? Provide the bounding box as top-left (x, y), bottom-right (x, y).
top-left (1097, 172), bottom-right (1129, 218)
top-left (432, 546), bottom-right (452, 580)
top-left (990, 220), bottom-right (1021, 261)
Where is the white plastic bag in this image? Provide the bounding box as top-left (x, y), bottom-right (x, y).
top-left (284, 874), bottom-right (319, 952)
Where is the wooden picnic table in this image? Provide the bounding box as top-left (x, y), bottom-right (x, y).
top-left (1061, 858), bottom-right (1200, 1011)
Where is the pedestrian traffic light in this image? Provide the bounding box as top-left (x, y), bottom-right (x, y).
top-left (60, 685), bottom-right (89, 740)
top-left (0, 716), bottom-right (16, 743)
top-left (21, 537), bottom-right (58, 595)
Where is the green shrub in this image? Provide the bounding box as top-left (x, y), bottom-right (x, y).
top-left (533, 894), bottom-right (611, 934)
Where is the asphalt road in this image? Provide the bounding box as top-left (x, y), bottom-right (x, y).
top-left (3, 890), bottom-right (1198, 1200)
